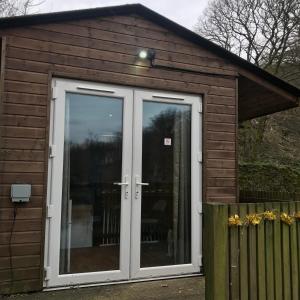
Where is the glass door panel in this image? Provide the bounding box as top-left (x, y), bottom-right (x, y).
top-left (60, 93), bottom-right (123, 274)
top-left (141, 101), bottom-right (192, 268)
top-left (131, 89), bottom-right (201, 279)
top-left (46, 79), bottom-right (133, 287)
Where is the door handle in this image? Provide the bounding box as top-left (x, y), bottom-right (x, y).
top-left (135, 176), bottom-right (149, 186)
top-left (135, 176), bottom-right (149, 199)
top-left (113, 176), bottom-right (129, 199)
top-left (136, 181), bottom-right (149, 186)
top-left (113, 182), bottom-right (129, 186)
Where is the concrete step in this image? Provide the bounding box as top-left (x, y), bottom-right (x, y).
top-left (2, 277), bottom-right (205, 300)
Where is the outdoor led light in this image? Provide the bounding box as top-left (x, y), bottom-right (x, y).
top-left (138, 49), bottom-right (148, 59)
top-left (137, 49), bottom-right (156, 64)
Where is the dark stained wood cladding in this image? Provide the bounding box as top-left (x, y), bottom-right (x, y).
top-left (0, 14), bottom-right (237, 293)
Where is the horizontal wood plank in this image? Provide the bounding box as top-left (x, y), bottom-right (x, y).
top-left (207, 187), bottom-right (236, 196)
top-left (5, 69), bottom-right (48, 84)
top-left (0, 243), bottom-right (41, 257)
top-left (207, 178), bottom-right (236, 187)
top-left (0, 231), bottom-right (41, 245)
top-left (207, 131), bottom-right (235, 142)
top-left (0, 278), bottom-right (41, 294)
top-left (206, 141), bottom-right (236, 151)
top-left (206, 122), bottom-right (235, 133)
top-left (206, 113), bottom-right (236, 123)
top-left (3, 103), bottom-right (47, 117)
top-left (207, 168), bottom-right (236, 178)
top-left (0, 149), bottom-right (45, 162)
top-left (0, 219), bottom-right (42, 233)
top-left (0, 207), bottom-right (43, 220)
top-left (0, 161), bottom-right (44, 173)
top-left (1, 114), bottom-right (46, 128)
top-left (1, 137), bottom-right (45, 150)
top-left (207, 159), bottom-right (236, 169)
top-left (1, 126), bottom-right (45, 139)
top-left (206, 95), bottom-right (236, 106)
top-left (0, 267), bottom-right (40, 282)
top-left (207, 150), bottom-right (235, 159)
top-left (5, 80), bottom-right (48, 95)
top-left (206, 104), bottom-right (235, 115)
top-left (2, 91), bottom-right (47, 106)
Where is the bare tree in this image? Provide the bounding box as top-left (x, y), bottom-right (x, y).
top-left (0, 0), bottom-right (42, 17)
top-left (195, 0), bottom-right (300, 168)
top-left (196, 0), bottom-right (299, 72)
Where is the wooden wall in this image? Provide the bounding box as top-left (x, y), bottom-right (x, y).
top-left (0, 14), bottom-right (237, 293)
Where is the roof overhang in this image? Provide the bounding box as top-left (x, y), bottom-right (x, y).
top-left (238, 70), bottom-right (299, 121)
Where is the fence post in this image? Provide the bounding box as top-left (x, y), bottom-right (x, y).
top-left (204, 203), bottom-right (229, 300)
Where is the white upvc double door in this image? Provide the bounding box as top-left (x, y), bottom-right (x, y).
top-left (44, 78), bottom-right (202, 288)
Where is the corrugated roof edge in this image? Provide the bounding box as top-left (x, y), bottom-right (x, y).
top-left (0, 3), bottom-right (299, 98)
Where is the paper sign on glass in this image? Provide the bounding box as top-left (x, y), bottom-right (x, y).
top-left (164, 138), bottom-right (172, 146)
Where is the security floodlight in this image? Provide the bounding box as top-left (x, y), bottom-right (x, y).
top-left (137, 49), bottom-right (156, 65)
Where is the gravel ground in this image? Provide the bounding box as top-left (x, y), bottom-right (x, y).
top-left (1, 277), bottom-right (205, 300)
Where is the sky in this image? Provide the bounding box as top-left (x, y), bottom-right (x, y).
top-left (39, 0), bottom-right (209, 29)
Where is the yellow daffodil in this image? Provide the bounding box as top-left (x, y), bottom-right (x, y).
top-left (246, 213), bottom-right (262, 225)
top-left (264, 210), bottom-right (276, 221)
top-left (280, 213), bottom-right (294, 225)
top-left (228, 214), bottom-right (242, 226)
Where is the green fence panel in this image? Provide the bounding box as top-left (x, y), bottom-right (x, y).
top-left (281, 202), bottom-right (291, 300)
top-left (256, 203), bottom-right (266, 300)
top-left (248, 203), bottom-right (258, 300)
top-left (204, 203), bottom-right (229, 300)
top-left (265, 202), bottom-right (274, 300)
top-left (229, 204), bottom-right (240, 300)
top-left (239, 204), bottom-right (248, 300)
top-left (289, 202), bottom-right (299, 300)
top-left (273, 202), bottom-right (283, 300)
top-left (204, 201), bottom-right (300, 300)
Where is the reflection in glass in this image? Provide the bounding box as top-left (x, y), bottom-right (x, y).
top-left (141, 101), bottom-right (192, 268)
top-left (60, 93), bottom-right (123, 274)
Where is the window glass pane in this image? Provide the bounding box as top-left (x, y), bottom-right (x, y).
top-left (141, 101), bottom-right (192, 268)
top-left (60, 93), bottom-right (123, 274)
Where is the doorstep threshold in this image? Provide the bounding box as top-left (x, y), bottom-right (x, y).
top-left (44, 272), bottom-right (203, 292)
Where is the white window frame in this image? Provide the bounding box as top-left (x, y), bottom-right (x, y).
top-left (130, 89), bottom-right (202, 279)
top-left (44, 78), bottom-right (134, 287)
top-left (44, 79), bottom-right (202, 288)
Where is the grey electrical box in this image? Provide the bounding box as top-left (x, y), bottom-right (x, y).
top-left (11, 184), bottom-right (31, 203)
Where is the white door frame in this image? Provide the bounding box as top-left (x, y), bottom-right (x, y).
top-left (44, 79), bottom-right (202, 288)
top-left (130, 89), bottom-right (202, 279)
top-left (44, 78), bottom-right (134, 287)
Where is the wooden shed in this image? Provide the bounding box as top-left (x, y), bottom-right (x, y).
top-left (0, 3), bottom-right (299, 294)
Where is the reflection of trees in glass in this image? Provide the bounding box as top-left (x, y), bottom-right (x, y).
top-left (141, 106), bottom-right (192, 265)
top-left (142, 108), bottom-right (191, 189)
top-left (67, 134), bottom-right (123, 247)
top-left (69, 133), bottom-right (122, 187)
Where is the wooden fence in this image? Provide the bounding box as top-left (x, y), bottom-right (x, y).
top-left (204, 201), bottom-right (300, 300)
